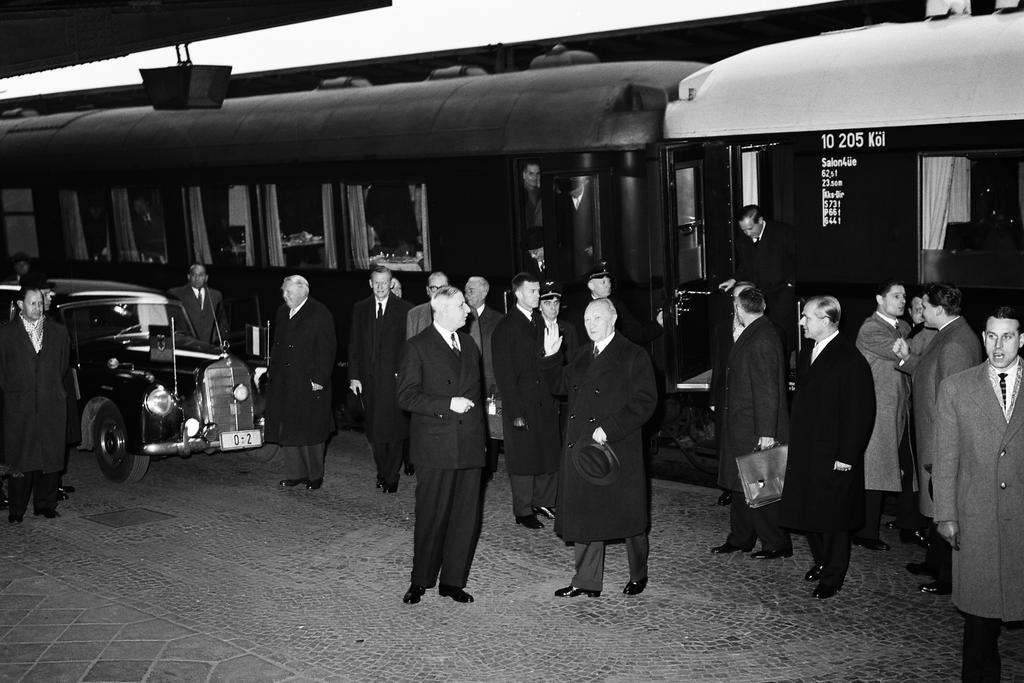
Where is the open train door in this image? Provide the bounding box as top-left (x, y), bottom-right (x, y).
top-left (659, 142), bottom-right (733, 392)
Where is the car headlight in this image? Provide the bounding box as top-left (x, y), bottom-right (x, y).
top-left (144, 387), bottom-right (175, 416)
top-left (232, 383), bottom-right (250, 402)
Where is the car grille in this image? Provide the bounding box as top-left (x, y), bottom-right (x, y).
top-left (201, 357), bottom-right (255, 432)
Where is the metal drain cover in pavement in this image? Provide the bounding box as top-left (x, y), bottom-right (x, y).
top-left (85, 508), bottom-right (173, 527)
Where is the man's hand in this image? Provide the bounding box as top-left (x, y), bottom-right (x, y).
top-left (592, 426), bottom-right (607, 444)
top-left (513, 416), bottom-right (529, 430)
top-left (543, 325), bottom-right (563, 356)
top-left (449, 397), bottom-right (475, 414)
top-left (718, 278), bottom-right (737, 292)
top-left (311, 381), bottom-right (323, 391)
top-left (349, 379), bottom-right (362, 394)
top-left (938, 521), bottom-right (960, 550)
top-left (833, 461), bottom-right (852, 472)
top-left (892, 338), bottom-right (910, 361)
top-left (757, 436), bottom-right (776, 450)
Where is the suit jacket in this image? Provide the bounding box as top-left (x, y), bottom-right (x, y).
top-left (348, 294), bottom-right (412, 443)
top-left (934, 362), bottom-right (1024, 620)
top-left (733, 221), bottom-right (797, 350)
top-left (397, 326), bottom-right (485, 469)
top-left (897, 316), bottom-right (982, 516)
top-left (167, 285), bottom-right (229, 345)
top-left (462, 305), bottom-right (502, 396)
top-left (492, 307), bottom-right (561, 475)
top-left (543, 333), bottom-right (657, 542)
top-left (264, 297), bottom-right (337, 446)
top-left (0, 318), bottom-right (70, 473)
top-left (856, 313), bottom-right (913, 492)
top-left (780, 333), bottom-right (875, 532)
top-left (406, 302), bottom-right (433, 340)
top-left (716, 315), bottom-right (789, 491)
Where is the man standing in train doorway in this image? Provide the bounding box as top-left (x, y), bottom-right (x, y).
top-left (718, 204), bottom-right (797, 357)
top-left (167, 263), bottom-right (229, 346)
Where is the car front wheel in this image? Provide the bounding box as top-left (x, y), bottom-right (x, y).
top-left (93, 402), bottom-right (150, 483)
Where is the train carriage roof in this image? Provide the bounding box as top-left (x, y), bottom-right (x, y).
top-left (0, 61), bottom-right (702, 173)
top-left (665, 13), bottom-right (1024, 139)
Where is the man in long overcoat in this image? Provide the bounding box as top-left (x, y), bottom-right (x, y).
top-left (711, 287), bottom-right (791, 559)
top-left (780, 296), bottom-right (875, 599)
top-left (397, 286), bottom-right (485, 605)
top-left (542, 298), bottom-right (657, 597)
top-left (492, 272), bottom-right (561, 529)
top-left (349, 265), bottom-right (413, 492)
top-left (894, 282), bottom-right (982, 593)
top-left (933, 307), bottom-right (1024, 681)
top-left (0, 286), bottom-right (70, 523)
top-left (854, 279), bottom-right (913, 551)
top-left (462, 276), bottom-right (504, 478)
top-left (265, 275), bottom-right (336, 490)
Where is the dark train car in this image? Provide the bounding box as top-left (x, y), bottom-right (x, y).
top-left (0, 56), bottom-right (704, 380)
top-left (658, 12), bottom-right (1024, 391)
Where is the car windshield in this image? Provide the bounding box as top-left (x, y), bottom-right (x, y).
top-left (62, 301), bottom-right (196, 343)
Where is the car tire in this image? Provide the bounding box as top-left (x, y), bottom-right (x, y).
top-left (93, 401), bottom-right (150, 483)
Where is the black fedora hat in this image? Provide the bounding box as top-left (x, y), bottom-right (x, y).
top-left (572, 440), bottom-right (620, 486)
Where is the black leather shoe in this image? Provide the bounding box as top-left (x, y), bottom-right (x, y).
top-left (918, 581), bottom-right (951, 595)
top-left (33, 509), bottom-right (59, 519)
top-left (906, 562), bottom-right (934, 577)
top-left (8, 514), bottom-right (22, 524)
top-left (852, 537), bottom-right (891, 551)
top-left (555, 585), bottom-right (601, 598)
top-left (403, 584), bottom-right (426, 604)
top-left (57, 487), bottom-right (70, 501)
top-left (716, 490), bottom-right (732, 506)
top-left (900, 529), bottom-right (930, 549)
top-left (812, 583), bottom-right (841, 599)
top-left (750, 548), bottom-right (794, 560)
top-left (532, 506), bottom-right (556, 520)
top-left (515, 514), bottom-right (543, 529)
top-left (438, 584), bottom-right (474, 603)
top-left (623, 578), bottom-right (647, 596)
top-left (404, 462), bottom-right (415, 476)
top-left (382, 482), bottom-right (398, 494)
top-left (804, 564), bottom-right (823, 582)
top-left (375, 475), bottom-right (383, 490)
top-left (710, 542), bottom-right (750, 554)
top-left (279, 479), bottom-right (306, 487)
top-left (305, 478), bottom-right (323, 490)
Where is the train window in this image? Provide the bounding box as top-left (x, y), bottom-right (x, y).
top-left (741, 151), bottom-right (760, 205)
top-left (920, 155), bottom-right (1024, 287)
top-left (673, 165), bottom-right (705, 283)
top-left (1, 188), bottom-right (39, 261)
top-left (342, 182), bottom-right (430, 272)
top-left (552, 174), bottom-right (600, 279)
top-left (59, 189), bottom-right (112, 261)
top-left (183, 185), bottom-right (255, 267)
top-left (260, 183), bottom-right (338, 269)
top-left (107, 187), bottom-right (168, 263)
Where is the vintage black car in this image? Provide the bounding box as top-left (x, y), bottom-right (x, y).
top-left (1, 278), bottom-right (265, 482)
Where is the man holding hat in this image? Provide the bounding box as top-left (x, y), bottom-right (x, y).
top-left (570, 261), bottom-right (662, 347)
top-left (542, 298), bottom-right (658, 597)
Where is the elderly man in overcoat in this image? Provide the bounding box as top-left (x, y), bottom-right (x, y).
top-left (854, 279), bottom-right (913, 551)
top-left (349, 265), bottom-right (413, 493)
top-left (542, 298), bottom-right (658, 597)
top-left (711, 287), bottom-right (791, 559)
top-left (933, 306), bottom-right (1024, 682)
top-left (462, 275), bottom-right (503, 478)
top-left (780, 296), bottom-right (875, 599)
top-left (397, 286), bottom-right (486, 605)
top-left (492, 272), bottom-right (561, 529)
top-left (894, 282), bottom-right (982, 594)
top-left (265, 275), bottom-right (337, 490)
top-left (0, 286), bottom-right (70, 523)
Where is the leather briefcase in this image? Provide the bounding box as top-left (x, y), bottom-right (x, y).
top-left (735, 443), bottom-right (788, 508)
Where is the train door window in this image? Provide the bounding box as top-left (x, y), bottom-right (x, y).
top-left (673, 164), bottom-right (705, 283)
top-left (1, 188), bottom-right (39, 261)
top-left (184, 185), bottom-right (255, 267)
top-left (259, 182), bottom-right (338, 269)
top-left (109, 186), bottom-right (167, 263)
top-left (551, 173), bottom-right (600, 279)
top-left (341, 182), bottom-right (430, 272)
top-left (59, 189), bottom-right (112, 261)
top-left (515, 160), bottom-right (544, 273)
top-left (740, 150), bottom-right (760, 206)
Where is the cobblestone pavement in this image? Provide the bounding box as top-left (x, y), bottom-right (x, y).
top-left (1, 430), bottom-right (1021, 682)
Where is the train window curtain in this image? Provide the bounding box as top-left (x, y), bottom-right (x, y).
top-left (58, 190), bottom-right (89, 261)
top-left (342, 183), bottom-right (430, 272)
top-left (110, 187), bottom-right (140, 262)
top-left (184, 187), bottom-right (214, 264)
top-left (260, 185), bottom-right (285, 268)
top-left (921, 156), bottom-right (970, 250)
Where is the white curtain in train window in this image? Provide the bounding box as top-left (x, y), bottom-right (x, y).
top-left (741, 151), bottom-right (760, 206)
top-left (110, 187), bottom-right (140, 262)
top-left (229, 185), bottom-right (256, 267)
top-left (320, 185), bottom-right (338, 269)
top-left (414, 184), bottom-right (431, 271)
top-left (921, 156), bottom-right (970, 250)
top-left (260, 185), bottom-right (285, 267)
top-left (185, 187), bottom-right (214, 264)
top-left (343, 184), bottom-right (371, 270)
top-left (58, 190), bottom-right (89, 260)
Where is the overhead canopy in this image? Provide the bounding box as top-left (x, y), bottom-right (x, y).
top-left (665, 12), bottom-right (1024, 139)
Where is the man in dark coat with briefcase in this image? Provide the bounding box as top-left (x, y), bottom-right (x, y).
top-left (265, 275), bottom-right (337, 491)
top-left (397, 286), bottom-right (486, 605)
top-left (492, 272), bottom-right (561, 529)
top-left (542, 298), bottom-right (658, 597)
top-left (349, 265), bottom-right (413, 492)
top-left (780, 295), bottom-right (875, 599)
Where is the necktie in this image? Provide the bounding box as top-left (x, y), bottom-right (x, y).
top-left (376, 302), bottom-right (383, 320)
top-left (593, 345), bottom-right (599, 359)
top-left (198, 288), bottom-right (205, 310)
top-left (451, 332), bottom-right (461, 357)
top-left (999, 372), bottom-right (1008, 410)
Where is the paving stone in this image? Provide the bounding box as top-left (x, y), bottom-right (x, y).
top-left (160, 633), bottom-right (246, 661)
top-left (39, 639), bottom-right (108, 662)
top-left (20, 661), bottom-right (92, 683)
top-left (101, 640), bottom-right (167, 660)
top-left (2, 624), bottom-right (68, 643)
top-left (143, 660), bottom-right (211, 682)
top-left (118, 619), bottom-right (195, 641)
top-left (0, 662), bottom-right (34, 683)
top-left (21, 608), bottom-right (84, 626)
top-left (209, 654), bottom-right (292, 682)
top-left (58, 624), bottom-right (122, 642)
top-left (0, 641), bottom-right (48, 663)
top-left (76, 604), bottom-right (153, 625)
top-left (83, 659), bottom-right (152, 681)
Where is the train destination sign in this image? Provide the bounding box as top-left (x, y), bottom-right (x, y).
top-left (818, 129), bottom-right (888, 229)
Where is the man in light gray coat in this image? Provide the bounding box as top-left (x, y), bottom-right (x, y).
top-left (934, 306), bottom-right (1024, 682)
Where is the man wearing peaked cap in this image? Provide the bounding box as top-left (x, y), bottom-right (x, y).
top-left (567, 261), bottom-right (663, 347)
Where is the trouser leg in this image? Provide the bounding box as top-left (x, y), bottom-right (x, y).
top-left (571, 540), bottom-right (605, 592)
top-left (7, 472), bottom-right (35, 517)
top-left (372, 440), bottom-right (403, 487)
top-left (509, 474), bottom-right (535, 516)
top-left (859, 489), bottom-right (884, 540)
top-left (625, 533), bottom-right (649, 583)
top-left (32, 471), bottom-right (60, 512)
top-left (726, 493), bottom-right (756, 550)
top-left (411, 467), bottom-right (453, 588)
top-left (926, 522), bottom-right (953, 584)
top-left (962, 612), bottom-right (1002, 683)
top-left (819, 531), bottom-right (850, 588)
top-left (483, 439), bottom-right (500, 477)
top-left (532, 471), bottom-right (557, 508)
top-left (438, 468), bottom-right (483, 588)
top-left (895, 428), bottom-right (927, 529)
top-left (281, 446), bottom-right (309, 480)
top-left (298, 443), bottom-right (325, 482)
top-left (751, 502), bottom-right (791, 552)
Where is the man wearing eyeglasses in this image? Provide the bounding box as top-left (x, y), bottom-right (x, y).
top-left (406, 272), bottom-right (449, 339)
